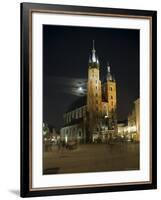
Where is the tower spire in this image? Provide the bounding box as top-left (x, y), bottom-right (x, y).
top-left (107, 62), bottom-right (112, 81)
top-left (92, 40), bottom-right (95, 52)
top-left (107, 62), bottom-right (110, 73)
top-left (88, 55), bottom-right (92, 64)
top-left (88, 40), bottom-right (99, 69)
top-left (92, 40), bottom-right (96, 62)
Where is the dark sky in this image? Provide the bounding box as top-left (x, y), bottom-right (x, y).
top-left (43, 25), bottom-right (139, 129)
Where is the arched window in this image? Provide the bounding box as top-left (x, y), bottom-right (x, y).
top-left (79, 131), bottom-right (81, 137)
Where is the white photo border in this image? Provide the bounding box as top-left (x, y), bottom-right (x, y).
top-left (31, 11), bottom-right (151, 190)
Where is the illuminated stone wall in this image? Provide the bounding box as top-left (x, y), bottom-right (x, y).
top-left (106, 80), bottom-right (117, 114)
top-left (127, 98), bottom-right (140, 141)
top-left (87, 67), bottom-right (102, 141)
top-left (134, 98), bottom-right (140, 141)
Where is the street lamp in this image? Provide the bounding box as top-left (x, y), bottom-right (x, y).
top-left (65, 134), bottom-right (68, 144)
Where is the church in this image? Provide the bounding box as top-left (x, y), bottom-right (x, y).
top-left (60, 41), bottom-right (117, 143)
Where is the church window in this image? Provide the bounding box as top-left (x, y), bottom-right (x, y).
top-left (110, 87), bottom-right (112, 91)
top-left (81, 108), bottom-right (83, 115)
top-left (79, 131), bottom-right (81, 137)
top-left (68, 113), bottom-right (71, 122)
top-left (111, 96), bottom-right (113, 99)
top-left (72, 112), bottom-right (74, 118)
top-left (79, 109), bottom-right (82, 117)
top-left (111, 101), bottom-right (113, 106)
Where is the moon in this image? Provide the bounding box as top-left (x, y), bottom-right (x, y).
top-left (78, 87), bottom-right (83, 92)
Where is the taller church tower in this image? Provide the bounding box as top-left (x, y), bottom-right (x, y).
top-left (87, 41), bottom-right (102, 142)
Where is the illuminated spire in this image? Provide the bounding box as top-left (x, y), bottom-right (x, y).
top-left (107, 62), bottom-right (110, 73)
top-left (88, 40), bottom-right (99, 69)
top-left (88, 55), bottom-right (92, 64)
top-left (92, 40), bottom-right (95, 52)
top-left (92, 40), bottom-right (96, 62)
top-left (96, 56), bottom-right (99, 65)
top-left (107, 62), bottom-right (112, 81)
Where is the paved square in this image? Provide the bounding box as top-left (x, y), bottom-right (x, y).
top-left (43, 143), bottom-right (139, 174)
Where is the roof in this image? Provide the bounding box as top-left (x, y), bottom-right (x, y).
top-left (66, 96), bottom-right (87, 113)
top-left (62, 118), bottom-right (84, 128)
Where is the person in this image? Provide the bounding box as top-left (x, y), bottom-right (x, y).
top-left (57, 140), bottom-right (61, 151)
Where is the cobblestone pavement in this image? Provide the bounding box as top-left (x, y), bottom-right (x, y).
top-left (43, 143), bottom-right (139, 174)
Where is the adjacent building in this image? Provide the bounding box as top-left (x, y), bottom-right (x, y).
top-left (117, 98), bottom-right (140, 142)
top-left (128, 98), bottom-right (140, 141)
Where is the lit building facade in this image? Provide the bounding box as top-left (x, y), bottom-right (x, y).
top-left (128, 98), bottom-right (140, 141)
top-left (60, 41), bottom-right (117, 143)
top-left (117, 98), bottom-right (140, 142)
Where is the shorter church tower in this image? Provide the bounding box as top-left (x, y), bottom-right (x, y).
top-left (106, 63), bottom-right (117, 135)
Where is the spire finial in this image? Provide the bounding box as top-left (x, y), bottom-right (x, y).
top-left (93, 40), bottom-right (95, 51)
top-left (91, 40), bottom-right (96, 62)
top-left (106, 61), bottom-right (112, 80)
top-left (107, 62), bottom-right (110, 73)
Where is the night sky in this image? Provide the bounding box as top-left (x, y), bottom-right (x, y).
top-left (43, 25), bottom-right (139, 129)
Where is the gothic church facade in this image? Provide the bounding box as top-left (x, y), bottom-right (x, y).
top-left (60, 41), bottom-right (117, 143)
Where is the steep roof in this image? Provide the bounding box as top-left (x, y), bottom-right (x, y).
top-left (66, 96), bottom-right (87, 113)
top-left (62, 118), bottom-right (84, 128)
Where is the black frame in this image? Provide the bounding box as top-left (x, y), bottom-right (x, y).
top-left (21, 2), bottom-right (157, 197)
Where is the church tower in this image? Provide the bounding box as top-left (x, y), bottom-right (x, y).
top-left (87, 41), bottom-right (102, 142)
top-left (106, 62), bottom-right (117, 134)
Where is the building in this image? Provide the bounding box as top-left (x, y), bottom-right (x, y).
top-left (128, 98), bottom-right (140, 141)
top-left (117, 98), bottom-right (140, 142)
top-left (60, 41), bottom-right (117, 143)
top-left (117, 120), bottom-right (128, 139)
top-left (43, 123), bottom-right (60, 144)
